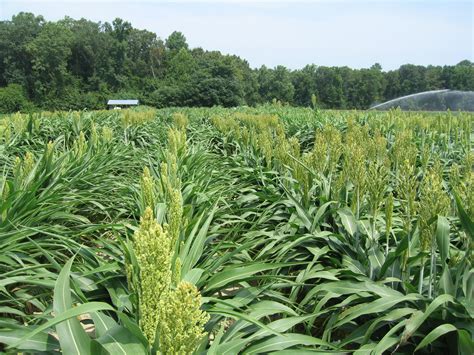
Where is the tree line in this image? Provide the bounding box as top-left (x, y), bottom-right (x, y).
top-left (1, 12), bottom-right (473, 112)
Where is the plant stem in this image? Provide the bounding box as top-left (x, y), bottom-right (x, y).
top-left (372, 209), bottom-right (376, 242)
top-left (356, 187), bottom-right (360, 220)
top-left (403, 219), bottom-right (411, 284)
top-left (418, 257), bottom-right (424, 294)
top-left (428, 241), bottom-right (436, 298)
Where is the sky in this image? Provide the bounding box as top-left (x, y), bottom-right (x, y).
top-left (0, 0), bottom-right (472, 71)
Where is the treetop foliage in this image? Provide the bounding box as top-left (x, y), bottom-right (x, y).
top-left (0, 12), bottom-right (473, 112)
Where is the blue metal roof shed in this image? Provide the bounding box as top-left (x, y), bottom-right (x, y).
top-left (107, 99), bottom-right (139, 108)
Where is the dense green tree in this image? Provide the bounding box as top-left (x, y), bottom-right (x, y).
top-left (228, 55), bottom-right (259, 106)
top-left (451, 60), bottom-right (474, 91)
top-left (0, 83), bottom-right (30, 113)
top-left (0, 13), bottom-right (44, 93)
top-left (148, 85), bottom-right (183, 108)
top-left (424, 65), bottom-right (443, 90)
top-left (165, 31), bottom-right (188, 54)
top-left (111, 18), bottom-right (132, 42)
top-left (344, 65), bottom-right (385, 109)
top-left (292, 65), bottom-right (317, 106)
top-left (187, 51), bottom-right (244, 106)
top-left (398, 64), bottom-right (427, 96)
top-left (67, 19), bottom-right (102, 83)
top-left (166, 48), bottom-right (196, 83)
top-left (0, 12), bottom-right (472, 112)
top-left (383, 70), bottom-right (401, 100)
top-left (26, 22), bottom-right (73, 106)
top-left (258, 65), bottom-right (294, 103)
top-left (313, 67), bottom-right (344, 108)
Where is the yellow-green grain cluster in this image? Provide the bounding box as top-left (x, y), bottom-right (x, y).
top-left (133, 207), bottom-right (172, 344)
top-left (121, 109), bottom-right (156, 127)
top-left (140, 167), bottom-right (156, 211)
top-left (157, 281), bottom-right (209, 355)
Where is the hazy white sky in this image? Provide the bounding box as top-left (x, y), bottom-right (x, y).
top-left (1, 0), bottom-right (472, 70)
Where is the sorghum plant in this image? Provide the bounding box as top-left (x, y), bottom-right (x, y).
top-left (130, 207), bottom-right (172, 344)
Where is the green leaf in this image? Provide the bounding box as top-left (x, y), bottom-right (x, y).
top-left (182, 268), bottom-right (205, 285)
top-left (362, 307), bottom-right (415, 344)
top-left (401, 294), bottom-right (454, 343)
top-left (257, 315), bottom-right (315, 335)
top-left (439, 264), bottom-right (454, 296)
top-left (0, 329), bottom-right (59, 352)
top-left (373, 319), bottom-right (408, 354)
top-left (311, 201), bottom-right (334, 230)
top-left (353, 343), bottom-right (376, 354)
top-left (214, 315), bottom-right (314, 355)
top-left (414, 324), bottom-right (457, 351)
top-left (378, 233), bottom-right (408, 278)
top-left (458, 329), bottom-right (474, 355)
top-left (53, 257), bottom-right (93, 355)
top-left (96, 325), bottom-right (148, 355)
top-left (244, 334), bottom-right (333, 354)
top-left (368, 246), bottom-right (385, 276)
top-left (454, 192), bottom-right (474, 240)
top-left (285, 192), bottom-right (312, 230)
top-left (116, 312), bottom-right (149, 348)
top-left (311, 280), bottom-right (402, 299)
top-left (462, 268), bottom-right (474, 301)
top-left (8, 302), bottom-right (114, 350)
top-left (205, 262), bottom-right (296, 292)
top-left (0, 306), bottom-right (26, 317)
top-left (217, 337), bottom-right (256, 355)
top-left (335, 294), bottom-right (421, 328)
top-left (207, 307), bottom-right (280, 337)
top-left (181, 206), bottom-right (216, 275)
top-left (272, 351), bottom-right (346, 355)
top-left (249, 300), bottom-right (298, 318)
top-left (337, 208), bottom-right (357, 236)
top-left (435, 216), bottom-right (450, 262)
top-left (91, 312), bottom-right (118, 338)
top-left (207, 323), bottom-right (226, 355)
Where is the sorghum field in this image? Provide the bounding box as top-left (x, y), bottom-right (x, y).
top-left (0, 106), bottom-right (472, 354)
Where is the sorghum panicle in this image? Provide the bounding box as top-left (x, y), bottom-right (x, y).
top-left (157, 281), bottom-right (209, 355)
top-left (133, 207), bottom-right (172, 344)
top-left (140, 167), bottom-right (156, 211)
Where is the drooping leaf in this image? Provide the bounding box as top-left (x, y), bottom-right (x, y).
top-left (414, 324), bottom-right (458, 352)
top-left (205, 262), bottom-right (297, 292)
top-left (0, 329), bottom-right (59, 352)
top-left (244, 333), bottom-right (334, 354)
top-left (53, 257), bottom-right (93, 355)
top-left (96, 325), bottom-right (148, 355)
top-left (401, 294), bottom-right (454, 343)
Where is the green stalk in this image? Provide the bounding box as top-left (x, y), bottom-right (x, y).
top-left (356, 187), bottom-right (360, 220)
top-left (418, 256), bottom-right (425, 294)
top-left (372, 212), bottom-right (376, 242)
top-left (403, 210), bottom-right (412, 284)
top-left (328, 173), bottom-right (332, 200)
top-left (405, 232), bottom-right (411, 283)
top-left (428, 240), bottom-right (436, 298)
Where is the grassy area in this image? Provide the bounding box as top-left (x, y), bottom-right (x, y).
top-left (0, 106), bottom-right (473, 354)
